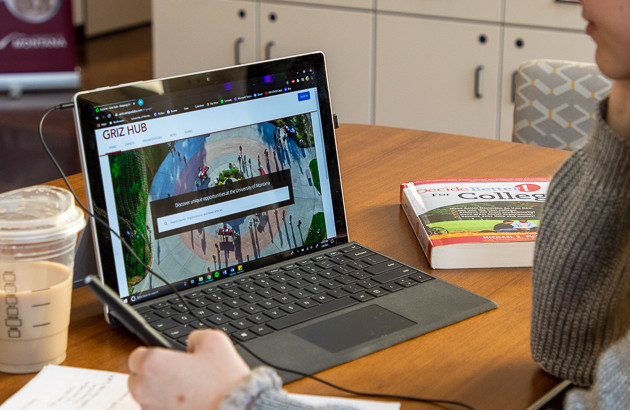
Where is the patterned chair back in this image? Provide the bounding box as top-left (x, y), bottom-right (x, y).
top-left (512, 59), bottom-right (611, 150)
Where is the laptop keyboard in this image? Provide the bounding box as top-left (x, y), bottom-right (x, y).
top-left (137, 244), bottom-right (434, 349)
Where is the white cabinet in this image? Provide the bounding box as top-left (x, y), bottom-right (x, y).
top-left (376, 14), bottom-right (501, 138)
top-left (376, 0), bottom-right (503, 22)
top-left (259, 3), bottom-right (373, 124)
top-left (153, 0), bottom-right (373, 124)
top-left (375, 0), bottom-right (594, 140)
top-left (152, 0), bottom-right (257, 77)
top-left (504, 0), bottom-right (584, 30)
top-left (153, 0), bottom-right (597, 140)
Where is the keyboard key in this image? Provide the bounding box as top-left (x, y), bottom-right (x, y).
top-left (257, 299), bottom-right (280, 309)
top-left (327, 288), bottom-right (350, 299)
top-left (257, 288), bottom-right (280, 298)
top-left (382, 282), bottom-right (404, 292)
top-left (279, 304), bottom-right (303, 314)
top-left (242, 304), bottom-right (264, 314)
top-left (295, 298), bottom-right (318, 309)
top-left (361, 254), bottom-right (389, 265)
top-left (207, 314), bottom-right (228, 325)
top-left (247, 313), bottom-right (270, 324)
top-left (155, 307), bottom-right (177, 318)
top-left (373, 267), bottom-right (417, 284)
top-left (216, 324), bottom-right (237, 334)
top-left (409, 272), bottom-right (434, 283)
top-left (231, 319), bottom-right (253, 330)
top-left (318, 270), bottom-right (339, 279)
top-left (312, 293), bottom-right (334, 304)
top-left (355, 279), bottom-right (380, 289)
top-left (314, 260), bottom-right (337, 269)
top-left (232, 329), bottom-right (257, 342)
top-left (264, 308), bottom-right (286, 319)
top-left (289, 289), bottom-right (312, 299)
top-left (351, 292), bottom-right (374, 302)
top-left (173, 314), bottom-right (195, 324)
top-left (151, 318), bottom-right (178, 331)
top-left (241, 293), bottom-right (264, 304)
top-left (333, 265), bottom-right (355, 274)
top-left (225, 309), bottom-right (246, 320)
top-left (396, 278), bottom-right (418, 288)
top-left (319, 280), bottom-right (341, 290)
top-left (165, 325), bottom-right (193, 339)
top-left (367, 287), bottom-right (389, 297)
top-left (225, 298), bottom-right (247, 308)
top-left (250, 325), bottom-right (273, 337)
top-left (344, 248), bottom-right (374, 260)
top-left (350, 271), bottom-right (372, 280)
top-left (342, 284), bottom-right (365, 294)
top-left (304, 284), bottom-right (326, 294)
top-left (273, 294), bottom-right (297, 304)
top-left (365, 261), bottom-right (401, 275)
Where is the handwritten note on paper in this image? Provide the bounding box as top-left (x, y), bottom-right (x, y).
top-left (0, 365), bottom-right (140, 410)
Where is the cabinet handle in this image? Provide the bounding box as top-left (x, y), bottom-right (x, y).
top-left (234, 37), bottom-right (244, 65)
top-left (265, 41), bottom-right (275, 60)
top-left (511, 70), bottom-right (518, 103)
top-left (554, 0), bottom-right (580, 4)
top-left (474, 65), bottom-right (484, 99)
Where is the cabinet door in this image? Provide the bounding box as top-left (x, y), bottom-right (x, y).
top-left (505, 0), bottom-right (584, 30)
top-left (376, 0), bottom-right (503, 22)
top-left (499, 26), bottom-right (596, 141)
top-left (152, 0), bottom-right (257, 78)
top-left (287, 0), bottom-right (373, 9)
top-left (259, 3), bottom-right (374, 125)
top-left (376, 14), bottom-right (501, 139)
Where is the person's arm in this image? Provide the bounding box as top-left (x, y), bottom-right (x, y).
top-left (565, 328), bottom-right (630, 409)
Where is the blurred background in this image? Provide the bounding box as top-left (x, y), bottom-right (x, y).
top-left (0, 0), bottom-right (151, 192)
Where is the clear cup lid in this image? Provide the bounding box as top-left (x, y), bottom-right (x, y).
top-left (0, 185), bottom-right (86, 244)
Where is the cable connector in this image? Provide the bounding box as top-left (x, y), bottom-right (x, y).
top-left (55, 102), bottom-right (75, 110)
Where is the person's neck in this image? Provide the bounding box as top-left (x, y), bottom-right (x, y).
top-left (607, 80), bottom-right (630, 140)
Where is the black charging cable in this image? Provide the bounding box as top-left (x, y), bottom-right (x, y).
top-left (40, 103), bottom-right (476, 410)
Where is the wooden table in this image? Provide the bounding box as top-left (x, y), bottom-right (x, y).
top-left (0, 124), bottom-right (570, 409)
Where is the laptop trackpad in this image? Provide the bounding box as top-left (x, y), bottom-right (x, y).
top-left (292, 304), bottom-right (416, 353)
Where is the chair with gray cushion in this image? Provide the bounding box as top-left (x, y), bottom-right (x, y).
top-left (512, 59), bottom-right (611, 150)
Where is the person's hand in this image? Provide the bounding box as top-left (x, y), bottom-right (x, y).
top-left (128, 329), bottom-right (251, 410)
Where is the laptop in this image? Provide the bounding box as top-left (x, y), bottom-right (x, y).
top-left (73, 52), bottom-right (497, 382)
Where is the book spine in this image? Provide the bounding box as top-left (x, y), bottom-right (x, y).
top-left (401, 187), bottom-right (433, 265)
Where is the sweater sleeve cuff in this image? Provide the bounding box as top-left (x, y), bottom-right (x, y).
top-left (219, 366), bottom-right (283, 410)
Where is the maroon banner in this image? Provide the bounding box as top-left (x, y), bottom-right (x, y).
top-left (0, 0), bottom-right (76, 74)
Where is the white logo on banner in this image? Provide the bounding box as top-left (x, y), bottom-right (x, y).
top-left (0, 32), bottom-right (67, 50)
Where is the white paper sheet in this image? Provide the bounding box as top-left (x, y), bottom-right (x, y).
top-left (1, 365), bottom-right (400, 410)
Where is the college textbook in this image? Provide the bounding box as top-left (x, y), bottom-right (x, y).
top-left (400, 177), bottom-right (550, 269)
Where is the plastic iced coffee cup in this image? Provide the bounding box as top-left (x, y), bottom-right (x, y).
top-left (0, 185), bottom-right (86, 373)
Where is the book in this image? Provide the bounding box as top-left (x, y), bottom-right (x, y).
top-left (400, 177), bottom-right (550, 269)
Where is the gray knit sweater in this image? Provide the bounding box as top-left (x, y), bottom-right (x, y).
top-left (531, 98), bottom-right (630, 388)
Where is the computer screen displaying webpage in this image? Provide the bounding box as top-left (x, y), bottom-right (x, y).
top-left (93, 89), bottom-right (337, 302)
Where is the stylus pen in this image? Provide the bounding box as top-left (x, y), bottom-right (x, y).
top-left (84, 275), bottom-right (175, 349)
